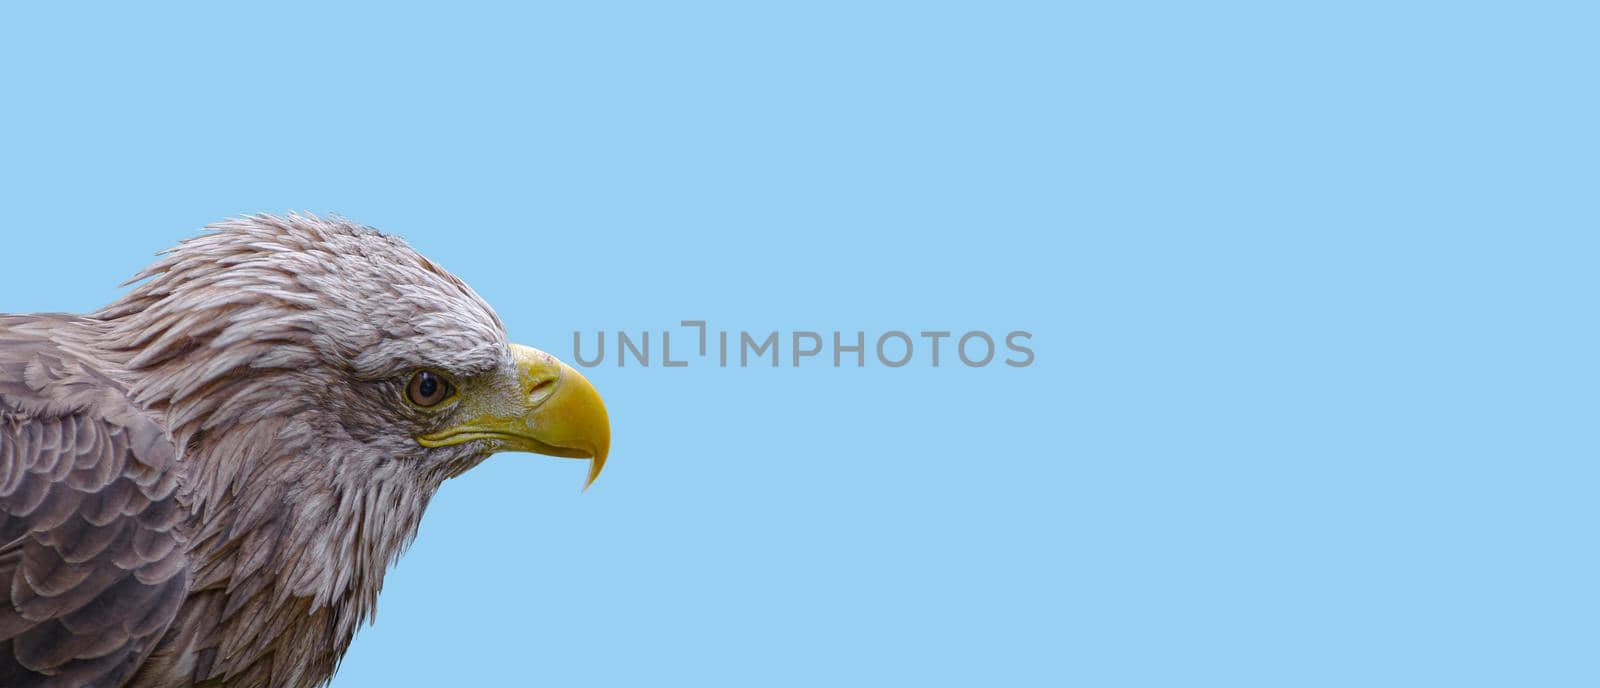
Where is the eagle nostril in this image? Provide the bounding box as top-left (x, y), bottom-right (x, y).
top-left (528, 378), bottom-right (556, 399)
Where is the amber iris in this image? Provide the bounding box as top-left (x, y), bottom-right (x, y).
top-left (405, 370), bottom-right (453, 407)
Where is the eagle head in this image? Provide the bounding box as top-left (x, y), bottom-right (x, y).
top-left (101, 213), bottom-right (612, 588)
top-left (101, 214), bottom-right (610, 500)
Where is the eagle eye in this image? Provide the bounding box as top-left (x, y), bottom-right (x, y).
top-left (405, 370), bottom-right (455, 408)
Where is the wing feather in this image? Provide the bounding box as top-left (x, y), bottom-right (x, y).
top-left (0, 315), bottom-right (190, 687)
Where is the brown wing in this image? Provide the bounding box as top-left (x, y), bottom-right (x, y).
top-left (0, 316), bottom-right (189, 688)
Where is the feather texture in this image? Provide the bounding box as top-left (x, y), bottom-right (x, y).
top-left (0, 316), bottom-right (188, 688)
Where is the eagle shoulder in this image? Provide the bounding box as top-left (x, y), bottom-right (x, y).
top-left (0, 315), bottom-right (189, 688)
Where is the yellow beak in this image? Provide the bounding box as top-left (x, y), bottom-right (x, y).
top-left (419, 344), bottom-right (611, 489)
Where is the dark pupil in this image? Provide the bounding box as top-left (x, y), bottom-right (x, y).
top-left (418, 373), bottom-right (438, 398)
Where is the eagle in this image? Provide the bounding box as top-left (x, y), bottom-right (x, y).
top-left (0, 215), bottom-right (611, 687)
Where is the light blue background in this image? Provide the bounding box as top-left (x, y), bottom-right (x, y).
top-left (1, 2), bottom-right (1594, 686)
